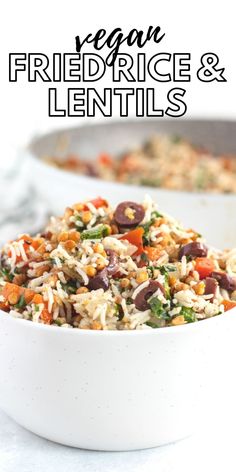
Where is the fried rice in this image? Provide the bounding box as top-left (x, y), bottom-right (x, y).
top-left (0, 195), bottom-right (236, 330)
top-left (45, 135), bottom-right (236, 193)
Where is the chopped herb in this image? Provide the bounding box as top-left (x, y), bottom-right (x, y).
top-left (147, 265), bottom-right (155, 277)
top-left (151, 210), bottom-right (163, 219)
top-left (141, 252), bottom-right (148, 263)
top-left (81, 225), bottom-right (110, 240)
top-left (55, 319), bottom-right (63, 326)
top-left (180, 306), bottom-right (196, 323)
top-left (62, 281), bottom-right (77, 294)
top-left (146, 321), bottom-right (161, 328)
top-left (186, 255), bottom-right (192, 262)
top-left (140, 178), bottom-right (161, 187)
top-left (0, 267), bottom-right (14, 282)
top-left (171, 134), bottom-right (182, 143)
top-left (157, 264), bottom-right (176, 275)
top-left (115, 303), bottom-right (124, 321)
top-left (15, 295), bottom-right (26, 309)
top-left (126, 297), bottom-right (133, 305)
top-left (140, 211), bottom-right (163, 245)
top-left (34, 304), bottom-right (40, 312)
top-left (163, 274), bottom-right (171, 299)
top-left (49, 257), bottom-right (64, 265)
top-left (149, 297), bottom-right (170, 320)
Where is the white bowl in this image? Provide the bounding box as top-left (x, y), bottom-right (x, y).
top-left (27, 119), bottom-right (236, 249)
top-left (0, 309), bottom-right (235, 450)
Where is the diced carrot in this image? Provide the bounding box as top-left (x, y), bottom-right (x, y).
top-left (121, 227), bottom-right (144, 256)
top-left (195, 258), bottom-right (215, 279)
top-left (19, 235), bottom-right (41, 252)
top-left (98, 153), bottom-right (113, 166)
top-left (40, 307), bottom-right (53, 325)
top-left (66, 155), bottom-right (79, 169)
top-left (144, 246), bottom-right (161, 262)
top-left (85, 197), bottom-right (108, 209)
top-left (222, 299), bottom-right (236, 312)
top-left (32, 293), bottom-right (44, 304)
top-left (2, 283), bottom-right (34, 305)
top-left (24, 289), bottom-right (35, 304)
top-left (7, 235), bottom-right (41, 263)
top-left (0, 302), bottom-right (9, 311)
top-left (2, 283), bottom-right (21, 301)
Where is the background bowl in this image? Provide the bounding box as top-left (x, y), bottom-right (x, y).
top-left (0, 309), bottom-right (235, 450)
top-left (28, 119), bottom-right (236, 249)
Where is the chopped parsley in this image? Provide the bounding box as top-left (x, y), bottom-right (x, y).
top-left (0, 267), bottom-right (14, 282)
top-left (157, 264), bottom-right (176, 275)
top-left (81, 225), bottom-right (110, 240)
top-left (15, 295), bottom-right (26, 309)
top-left (180, 306), bottom-right (196, 323)
top-left (141, 211), bottom-right (163, 245)
top-left (171, 135), bottom-right (182, 144)
top-left (62, 281), bottom-right (77, 294)
top-left (149, 297), bottom-right (170, 321)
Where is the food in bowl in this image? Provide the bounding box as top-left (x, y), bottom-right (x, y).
top-left (0, 196), bottom-right (236, 330)
top-left (44, 134), bottom-right (236, 193)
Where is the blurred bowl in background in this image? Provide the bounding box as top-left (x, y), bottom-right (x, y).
top-left (27, 119), bottom-right (236, 249)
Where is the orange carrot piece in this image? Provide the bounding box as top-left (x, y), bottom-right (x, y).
top-left (2, 283), bottom-right (34, 304)
top-left (222, 299), bottom-right (236, 312)
top-left (98, 153), bottom-right (113, 166)
top-left (32, 294), bottom-right (44, 304)
top-left (121, 227), bottom-right (144, 256)
top-left (85, 197), bottom-right (108, 209)
top-left (40, 307), bottom-right (53, 325)
top-left (195, 258), bottom-right (215, 280)
top-left (144, 246), bottom-right (161, 262)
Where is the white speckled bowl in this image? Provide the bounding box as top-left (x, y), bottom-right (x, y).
top-left (0, 309), bottom-right (235, 450)
top-left (27, 119), bottom-right (236, 249)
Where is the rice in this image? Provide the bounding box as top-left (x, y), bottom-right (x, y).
top-left (44, 135), bottom-right (236, 194)
top-left (0, 196), bottom-right (235, 330)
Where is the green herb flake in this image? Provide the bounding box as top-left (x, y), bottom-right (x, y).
top-left (81, 225), bottom-right (110, 240)
top-left (115, 303), bottom-right (124, 321)
top-left (55, 319), bottom-right (63, 326)
top-left (0, 268), bottom-right (14, 282)
top-left (62, 282), bottom-right (77, 294)
top-left (140, 211), bottom-right (163, 246)
top-left (151, 210), bottom-right (163, 219)
top-left (180, 306), bottom-right (196, 323)
top-left (15, 295), bottom-right (26, 309)
top-left (141, 252), bottom-right (148, 263)
top-left (126, 297), bottom-right (133, 305)
top-left (172, 135), bottom-right (182, 144)
top-left (149, 297), bottom-right (170, 320)
top-left (146, 321), bottom-right (161, 328)
top-left (158, 265), bottom-right (176, 275)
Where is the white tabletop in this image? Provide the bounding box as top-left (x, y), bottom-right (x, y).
top-left (0, 407), bottom-right (235, 472)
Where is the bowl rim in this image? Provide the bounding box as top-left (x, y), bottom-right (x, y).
top-left (0, 307), bottom-right (235, 337)
top-left (27, 117), bottom-right (236, 199)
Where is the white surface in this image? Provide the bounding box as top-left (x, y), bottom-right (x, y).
top-left (0, 408), bottom-right (236, 472)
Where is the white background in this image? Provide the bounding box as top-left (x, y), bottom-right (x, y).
top-left (1, 1), bottom-right (236, 471)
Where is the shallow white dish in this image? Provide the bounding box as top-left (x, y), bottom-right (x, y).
top-left (27, 119), bottom-right (236, 249)
top-left (0, 309), bottom-right (235, 451)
